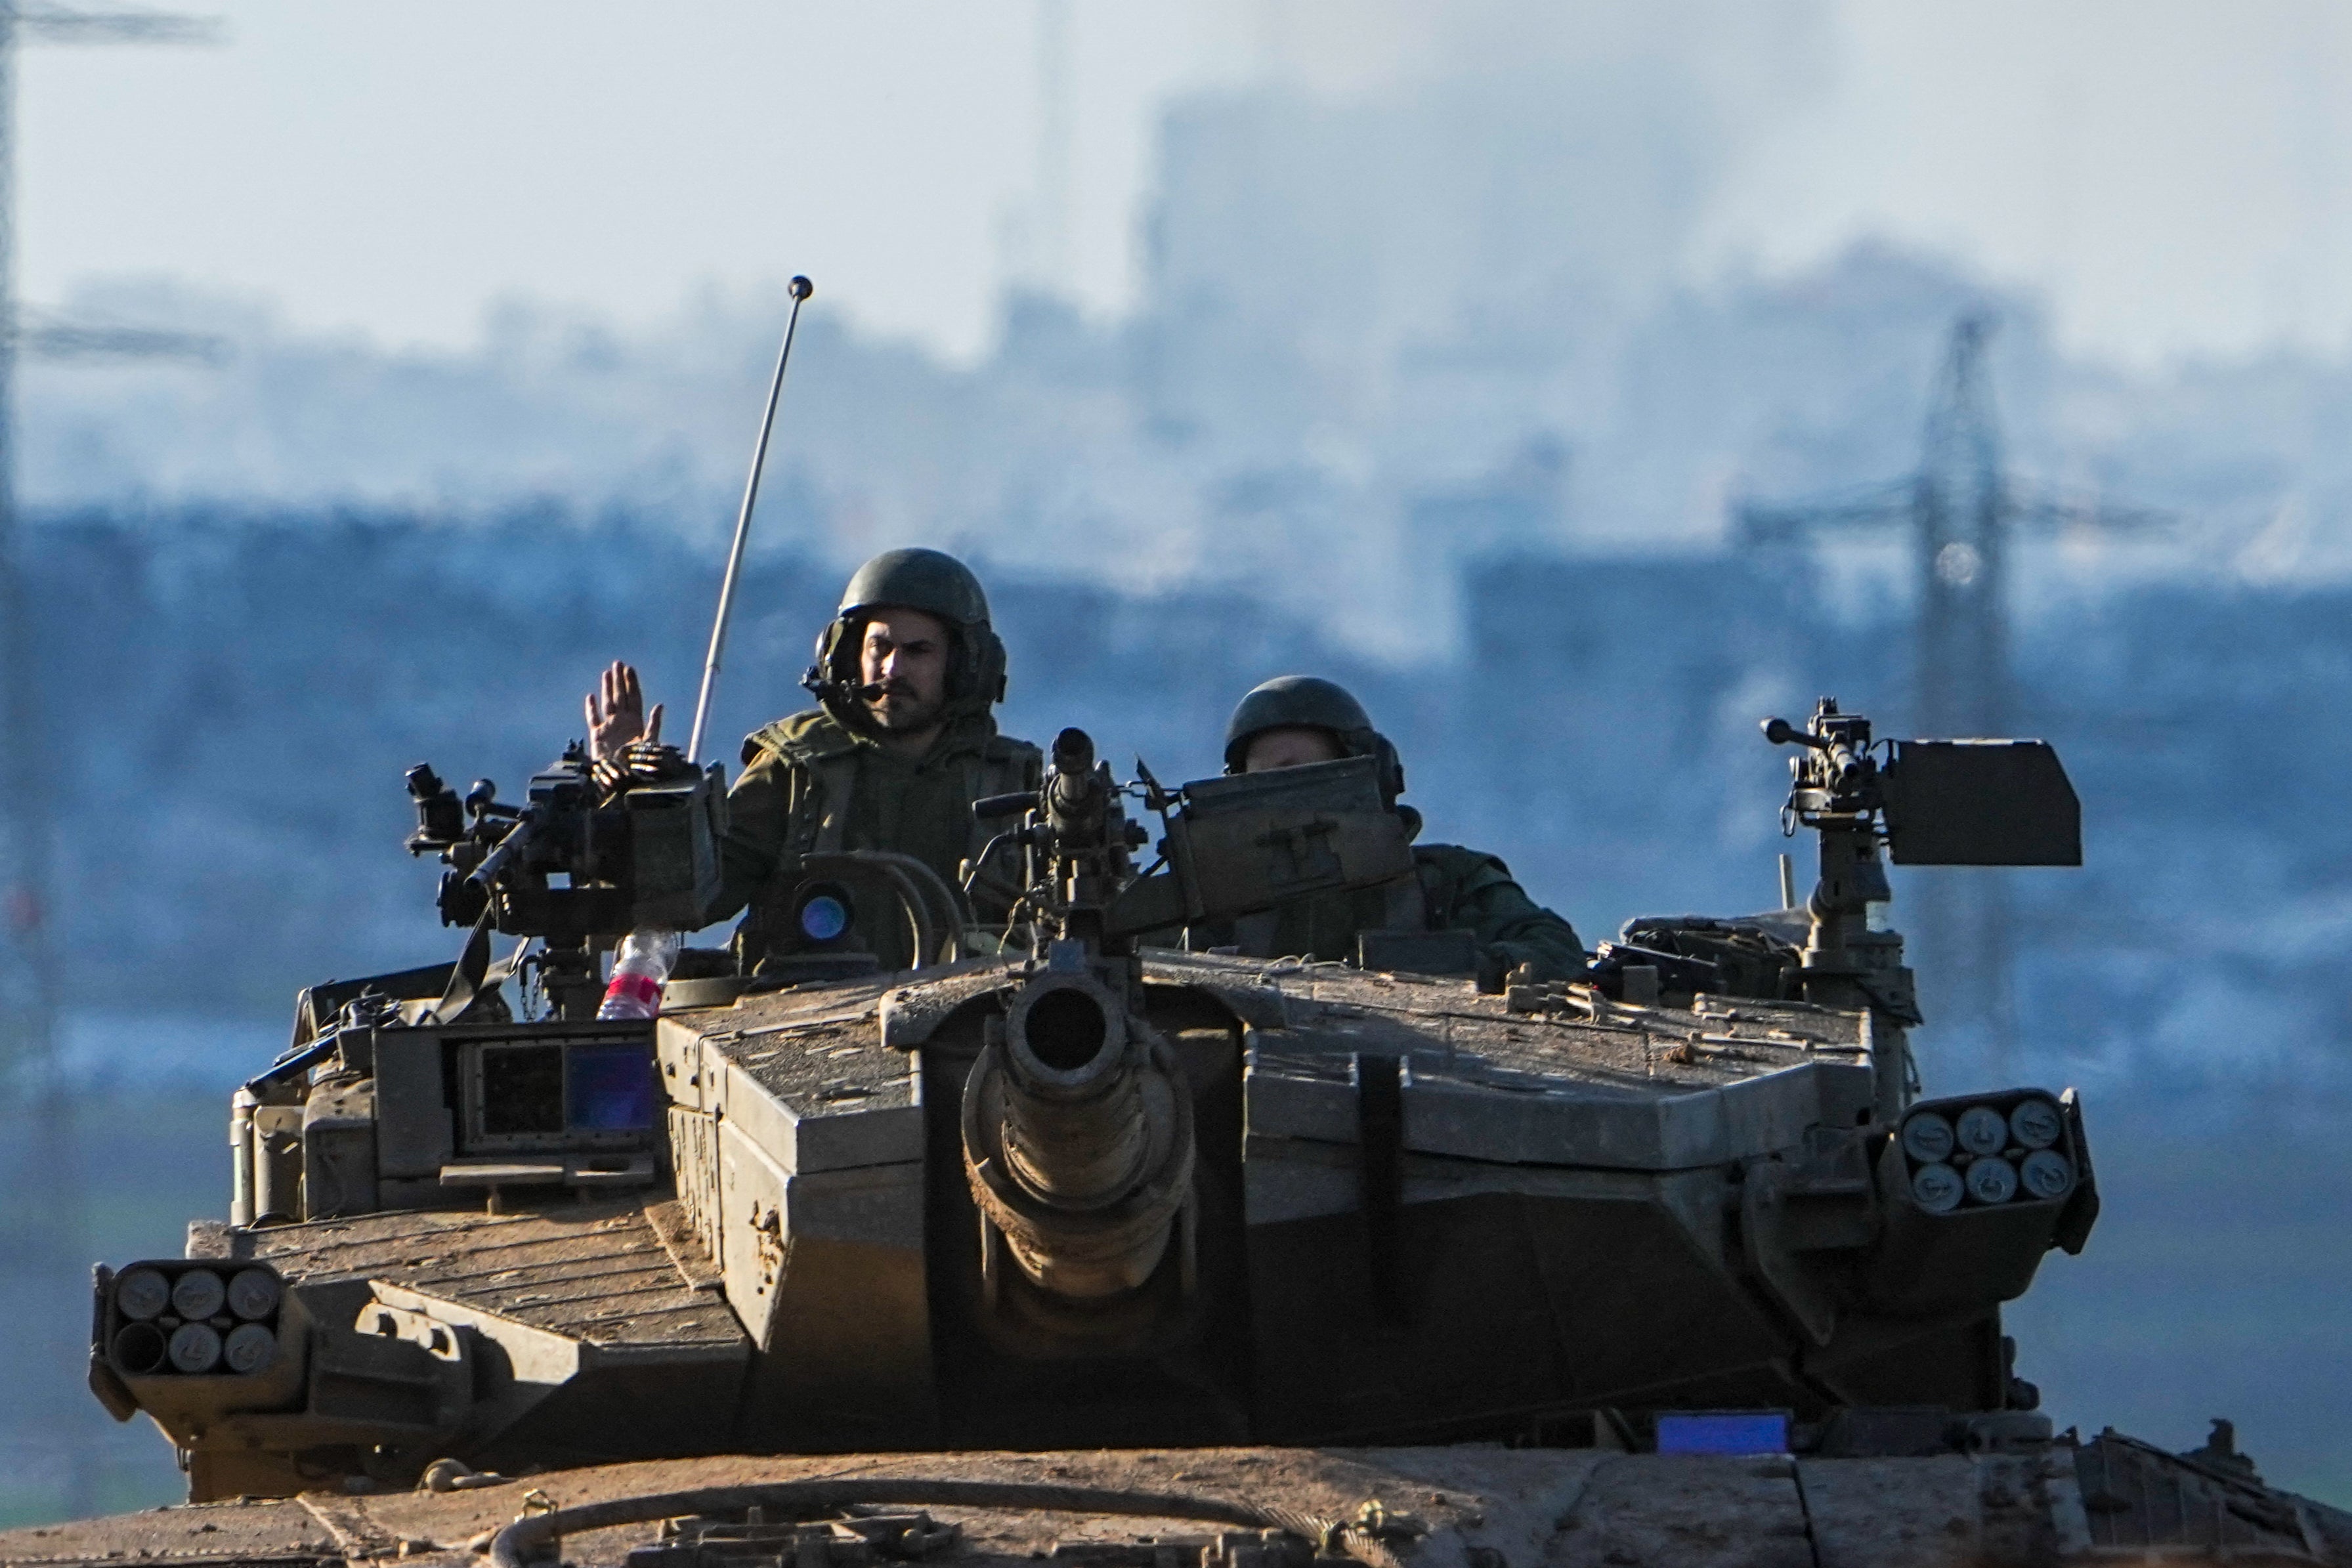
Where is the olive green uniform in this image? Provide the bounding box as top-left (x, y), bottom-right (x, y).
top-left (713, 708), bottom-right (1042, 970)
top-left (1197, 673), bottom-right (1585, 985)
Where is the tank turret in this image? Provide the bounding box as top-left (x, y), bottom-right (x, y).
top-left (56, 707), bottom-right (2352, 1568)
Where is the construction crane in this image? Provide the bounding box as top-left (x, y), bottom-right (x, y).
top-left (1736, 312), bottom-right (2163, 1075)
top-left (0, 1), bottom-right (221, 1520)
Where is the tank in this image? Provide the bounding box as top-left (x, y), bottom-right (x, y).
top-left (14, 704), bottom-right (2352, 1568)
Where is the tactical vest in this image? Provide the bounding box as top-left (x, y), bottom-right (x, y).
top-left (740, 711), bottom-right (1042, 908)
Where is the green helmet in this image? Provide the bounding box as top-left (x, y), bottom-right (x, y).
top-left (1223, 675), bottom-right (1406, 806)
top-left (840, 546), bottom-right (993, 626)
top-left (804, 547), bottom-right (1009, 728)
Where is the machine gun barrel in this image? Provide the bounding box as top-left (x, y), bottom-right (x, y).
top-left (1763, 714), bottom-right (1866, 794)
top-left (1046, 728), bottom-right (1103, 826)
top-left (465, 807), bottom-right (540, 892)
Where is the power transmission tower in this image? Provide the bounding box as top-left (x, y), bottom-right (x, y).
top-left (1737, 313), bottom-right (2160, 1078)
top-left (0, 1), bottom-right (220, 1521)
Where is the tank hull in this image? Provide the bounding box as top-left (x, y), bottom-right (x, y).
top-left (7, 1441), bottom-right (2349, 1567)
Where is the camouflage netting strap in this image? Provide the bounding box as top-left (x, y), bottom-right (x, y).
top-left (426, 908), bottom-right (495, 1025)
top-left (488, 1478), bottom-right (1415, 1568)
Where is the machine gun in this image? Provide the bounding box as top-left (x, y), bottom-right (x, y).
top-left (967, 732), bottom-right (1421, 956)
top-left (403, 745), bottom-right (728, 1018)
top-left (1762, 696), bottom-right (2079, 1028)
top-left (960, 730), bottom-right (1191, 1332)
top-left (970, 741), bottom-right (1420, 955)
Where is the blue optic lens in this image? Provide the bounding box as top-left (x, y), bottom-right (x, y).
top-left (800, 894), bottom-right (849, 943)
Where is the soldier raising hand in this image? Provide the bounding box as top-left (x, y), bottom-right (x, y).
top-left (584, 660), bottom-right (663, 758)
top-left (578, 549), bottom-right (1041, 970)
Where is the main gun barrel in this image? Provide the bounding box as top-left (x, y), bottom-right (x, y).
top-left (962, 969), bottom-right (1194, 1303)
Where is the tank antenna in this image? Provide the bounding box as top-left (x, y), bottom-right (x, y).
top-left (687, 274), bottom-right (813, 764)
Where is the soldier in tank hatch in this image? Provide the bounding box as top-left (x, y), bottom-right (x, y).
top-left (1186, 675), bottom-right (1587, 985)
top-left (584, 547), bottom-right (1042, 969)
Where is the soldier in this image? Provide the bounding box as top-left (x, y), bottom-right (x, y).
top-left (1195, 675), bottom-right (1586, 985)
top-left (584, 547), bottom-right (1042, 969)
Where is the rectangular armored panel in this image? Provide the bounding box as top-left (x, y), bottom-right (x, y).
top-left (1798, 1455), bottom-right (1982, 1568)
top-left (686, 983), bottom-right (923, 1176)
top-left (1180, 761), bottom-right (1416, 910)
top-left (1168, 950), bottom-right (1886, 1435)
top-left (1226, 958), bottom-right (1879, 1175)
top-left (654, 1017), bottom-right (710, 1111)
top-left (667, 1105), bottom-right (721, 1258)
top-left (1243, 1171), bottom-right (1792, 1435)
top-left (448, 1023), bottom-right (659, 1156)
top-left (374, 1030), bottom-right (453, 1179)
top-left (1178, 752), bottom-right (1388, 817)
top-left (663, 976), bottom-right (934, 1426)
top-left (250, 1105), bottom-right (304, 1223)
top-left (717, 1116), bottom-right (791, 1343)
top-left (716, 1116), bottom-right (926, 1368)
top-left (301, 1080), bottom-right (377, 1219)
top-left (626, 767), bottom-right (724, 929)
top-left (1883, 739), bottom-right (2082, 866)
top-left (1245, 1048), bottom-right (1873, 1172)
top-left (1549, 1454), bottom-right (1814, 1568)
top-left (1111, 755), bottom-right (1419, 936)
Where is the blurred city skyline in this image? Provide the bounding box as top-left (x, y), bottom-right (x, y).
top-left (24, 0), bottom-right (2352, 366)
top-left (9, 1), bottom-right (2352, 1521)
top-left (29, 2), bottom-right (2352, 669)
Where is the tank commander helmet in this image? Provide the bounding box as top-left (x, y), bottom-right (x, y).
top-left (803, 547), bottom-right (1010, 730)
top-left (1223, 675), bottom-right (1413, 823)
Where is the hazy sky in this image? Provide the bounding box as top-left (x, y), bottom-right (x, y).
top-left (22, 0), bottom-right (2352, 368)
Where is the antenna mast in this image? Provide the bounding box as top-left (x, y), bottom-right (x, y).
top-left (686, 274), bottom-right (811, 765)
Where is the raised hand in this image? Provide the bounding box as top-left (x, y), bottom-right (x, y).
top-left (584, 660), bottom-right (664, 760)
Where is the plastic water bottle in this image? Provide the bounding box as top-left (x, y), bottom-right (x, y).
top-left (598, 929), bottom-right (682, 1019)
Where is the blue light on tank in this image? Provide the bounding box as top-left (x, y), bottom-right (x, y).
top-left (800, 893), bottom-right (849, 943)
top-left (1656, 1411), bottom-right (1789, 1456)
top-left (567, 1043), bottom-right (656, 1132)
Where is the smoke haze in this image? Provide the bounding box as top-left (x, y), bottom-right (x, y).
top-left (8, 0), bottom-right (2352, 1529)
